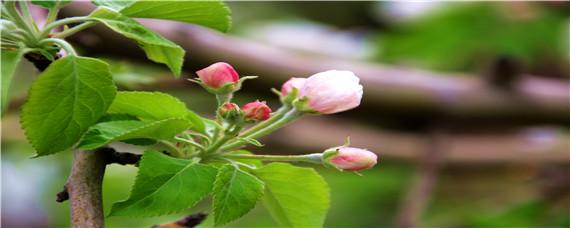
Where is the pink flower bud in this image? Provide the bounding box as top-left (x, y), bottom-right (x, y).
top-left (324, 146), bottom-right (377, 171)
top-left (281, 77), bottom-right (307, 95)
top-left (196, 62), bottom-right (239, 89)
top-left (242, 101), bottom-right (272, 121)
top-left (298, 70), bottom-right (363, 114)
top-left (218, 102), bottom-right (240, 118)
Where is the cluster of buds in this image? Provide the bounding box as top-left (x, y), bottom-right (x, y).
top-left (192, 62), bottom-right (376, 172)
top-left (218, 101), bottom-right (272, 123)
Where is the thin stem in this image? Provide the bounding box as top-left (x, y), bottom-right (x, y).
top-left (19, 1), bottom-right (38, 32)
top-left (44, 3), bottom-right (60, 26)
top-left (224, 153), bottom-right (323, 164)
top-left (240, 105), bottom-right (290, 138)
top-left (54, 21), bottom-right (97, 38)
top-left (215, 93), bottom-right (233, 106)
top-left (205, 125), bottom-right (242, 154)
top-left (160, 140), bottom-right (184, 158)
top-left (40, 16), bottom-right (92, 38)
top-left (186, 132), bottom-right (211, 145)
top-left (38, 38), bottom-right (76, 55)
top-left (174, 136), bottom-right (205, 151)
top-left (221, 109), bottom-right (301, 151)
top-left (4, 1), bottom-right (37, 44)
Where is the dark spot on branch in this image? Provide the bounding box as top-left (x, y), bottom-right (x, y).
top-left (152, 212), bottom-right (208, 228)
top-left (24, 52), bottom-right (61, 72)
top-left (56, 185), bottom-right (69, 203)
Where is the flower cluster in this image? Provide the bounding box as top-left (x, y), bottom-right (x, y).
top-left (191, 62), bottom-right (377, 171)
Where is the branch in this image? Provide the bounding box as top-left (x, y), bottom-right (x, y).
top-left (67, 148), bottom-right (110, 228)
top-left (56, 150), bottom-right (141, 203)
top-left (61, 2), bottom-right (570, 126)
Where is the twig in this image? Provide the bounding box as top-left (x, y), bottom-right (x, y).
top-left (152, 212), bottom-right (208, 228)
top-left (55, 185), bottom-right (69, 203)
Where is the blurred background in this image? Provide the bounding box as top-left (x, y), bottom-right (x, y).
top-left (2, 1), bottom-right (570, 227)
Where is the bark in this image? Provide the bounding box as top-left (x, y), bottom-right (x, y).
top-left (67, 148), bottom-right (109, 228)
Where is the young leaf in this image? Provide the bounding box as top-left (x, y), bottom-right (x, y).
top-left (1, 49), bottom-right (23, 113)
top-left (21, 56), bottom-right (116, 156)
top-left (31, 0), bottom-right (71, 9)
top-left (110, 151), bottom-right (218, 217)
top-left (108, 91), bottom-right (190, 121)
top-left (213, 165), bottom-right (264, 226)
top-left (92, 0), bottom-right (231, 32)
top-left (254, 163), bottom-right (330, 227)
top-left (236, 137), bottom-right (264, 147)
top-left (77, 118), bottom-right (191, 150)
top-left (89, 7), bottom-right (185, 77)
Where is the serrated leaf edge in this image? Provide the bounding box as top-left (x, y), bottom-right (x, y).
top-left (213, 165), bottom-right (265, 226)
top-left (109, 152), bottom-right (216, 217)
top-left (77, 117), bottom-right (191, 150)
top-left (20, 56), bottom-right (116, 156)
top-left (109, 91), bottom-right (190, 120)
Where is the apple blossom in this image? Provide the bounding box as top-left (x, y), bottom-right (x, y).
top-left (298, 70), bottom-right (363, 114)
top-left (281, 77), bottom-right (307, 96)
top-left (242, 101), bottom-right (272, 121)
top-left (196, 62), bottom-right (239, 89)
top-left (323, 146), bottom-right (377, 171)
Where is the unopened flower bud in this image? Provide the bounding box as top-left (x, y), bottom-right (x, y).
top-left (281, 77), bottom-right (307, 96)
top-left (297, 70), bottom-right (363, 114)
top-left (323, 146), bottom-right (377, 171)
top-left (218, 102), bottom-right (240, 119)
top-left (242, 101), bottom-right (272, 121)
top-left (196, 62), bottom-right (239, 89)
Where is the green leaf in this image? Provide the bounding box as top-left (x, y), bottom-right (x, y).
top-left (108, 91), bottom-right (189, 121)
top-left (77, 118), bottom-right (191, 150)
top-left (213, 165), bottom-right (264, 226)
top-left (21, 56), bottom-right (116, 156)
top-left (92, 0), bottom-right (231, 32)
top-left (227, 150), bottom-right (263, 168)
top-left (254, 163), bottom-right (330, 227)
top-left (91, 0), bottom-right (133, 11)
top-left (186, 110), bottom-right (206, 134)
top-left (1, 49), bottom-right (23, 114)
top-left (97, 113), bottom-right (138, 122)
top-left (110, 151), bottom-right (218, 216)
top-left (31, 0), bottom-right (71, 9)
top-left (89, 7), bottom-right (185, 76)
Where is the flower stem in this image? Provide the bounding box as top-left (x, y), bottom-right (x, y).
top-left (239, 105), bottom-right (290, 138)
top-left (38, 38), bottom-right (76, 56)
top-left (223, 153), bottom-right (323, 164)
top-left (54, 21), bottom-right (97, 38)
top-left (220, 108), bottom-right (301, 151)
top-left (19, 1), bottom-right (39, 33)
top-left (174, 136), bottom-right (205, 151)
top-left (215, 93), bottom-right (232, 106)
top-left (4, 1), bottom-right (37, 44)
top-left (40, 16), bottom-right (92, 38)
